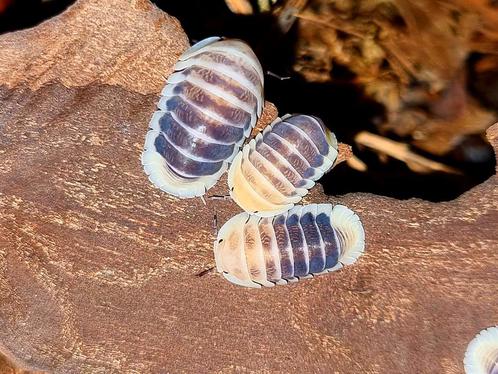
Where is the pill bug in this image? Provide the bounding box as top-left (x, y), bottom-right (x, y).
top-left (464, 326), bottom-right (498, 374)
top-left (227, 114), bottom-right (338, 217)
top-left (214, 204), bottom-right (365, 288)
top-left (142, 36), bottom-right (264, 198)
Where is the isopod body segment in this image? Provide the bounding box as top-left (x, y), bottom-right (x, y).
top-left (464, 326), bottom-right (498, 374)
top-left (214, 204), bottom-right (365, 288)
top-left (142, 36), bottom-right (264, 198)
top-left (228, 114), bottom-right (338, 217)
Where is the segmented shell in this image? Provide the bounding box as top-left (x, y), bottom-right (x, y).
top-left (464, 326), bottom-right (498, 374)
top-left (142, 36), bottom-right (264, 198)
top-left (214, 204), bottom-right (365, 288)
top-left (227, 114), bottom-right (338, 216)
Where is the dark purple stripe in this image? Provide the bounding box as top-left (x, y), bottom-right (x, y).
top-left (154, 134), bottom-right (223, 177)
top-left (272, 121), bottom-right (324, 167)
top-left (159, 113), bottom-right (234, 162)
top-left (300, 212), bottom-right (325, 273)
top-left (184, 66), bottom-right (257, 109)
top-left (315, 212), bottom-right (339, 269)
top-left (172, 81), bottom-right (251, 128)
top-left (254, 140), bottom-right (303, 188)
top-left (165, 96), bottom-right (243, 144)
top-left (262, 132), bottom-right (311, 176)
top-left (194, 51), bottom-right (262, 91)
top-left (283, 115), bottom-right (331, 156)
top-left (286, 213), bottom-right (308, 277)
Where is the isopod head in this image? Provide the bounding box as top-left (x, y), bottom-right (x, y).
top-left (464, 326), bottom-right (498, 374)
top-left (213, 204), bottom-right (365, 288)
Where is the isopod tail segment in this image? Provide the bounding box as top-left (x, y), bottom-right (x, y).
top-left (142, 36), bottom-right (264, 198)
top-left (464, 326), bottom-right (498, 374)
top-left (227, 114), bottom-right (339, 217)
top-left (213, 204), bottom-right (365, 288)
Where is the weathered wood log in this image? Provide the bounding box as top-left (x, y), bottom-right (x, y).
top-left (0, 0), bottom-right (497, 372)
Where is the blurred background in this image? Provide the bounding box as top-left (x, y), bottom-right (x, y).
top-left (2, 0), bottom-right (497, 201)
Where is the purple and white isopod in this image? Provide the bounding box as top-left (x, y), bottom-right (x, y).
top-left (142, 37), bottom-right (264, 198)
top-left (464, 326), bottom-right (498, 374)
top-left (214, 204), bottom-right (365, 288)
top-left (228, 114), bottom-right (338, 217)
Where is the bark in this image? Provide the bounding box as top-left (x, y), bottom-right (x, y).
top-left (0, 0), bottom-right (497, 373)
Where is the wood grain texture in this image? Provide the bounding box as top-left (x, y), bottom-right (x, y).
top-left (0, 0), bottom-right (189, 95)
top-left (0, 0), bottom-right (497, 373)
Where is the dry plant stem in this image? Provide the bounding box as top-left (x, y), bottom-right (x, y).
top-left (355, 131), bottom-right (461, 174)
top-left (224, 0), bottom-right (253, 14)
top-left (347, 154), bottom-right (368, 172)
top-left (258, 0), bottom-right (272, 12)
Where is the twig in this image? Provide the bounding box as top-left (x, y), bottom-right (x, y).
top-left (207, 194), bottom-right (231, 200)
top-left (347, 154), bottom-right (368, 172)
top-left (195, 266), bottom-right (215, 277)
top-left (355, 131), bottom-right (462, 174)
top-left (224, 0), bottom-right (253, 14)
top-left (266, 70), bottom-right (291, 80)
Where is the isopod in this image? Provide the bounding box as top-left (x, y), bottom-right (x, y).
top-left (464, 326), bottom-right (498, 374)
top-left (214, 204), bottom-right (365, 288)
top-left (142, 36), bottom-right (264, 198)
top-left (227, 114), bottom-right (338, 216)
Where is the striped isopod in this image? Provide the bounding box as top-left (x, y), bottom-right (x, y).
top-left (464, 326), bottom-right (498, 374)
top-left (227, 114), bottom-right (338, 216)
top-left (142, 37), bottom-right (264, 198)
top-left (214, 204), bottom-right (365, 288)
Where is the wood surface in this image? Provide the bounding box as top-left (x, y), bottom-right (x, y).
top-left (0, 0), bottom-right (497, 372)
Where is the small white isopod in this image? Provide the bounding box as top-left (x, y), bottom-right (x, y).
top-left (228, 114), bottom-right (338, 216)
top-left (214, 203), bottom-right (365, 288)
top-left (464, 326), bottom-right (498, 374)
